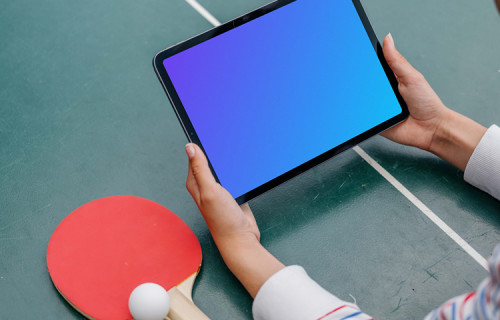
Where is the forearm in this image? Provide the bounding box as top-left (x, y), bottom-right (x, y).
top-left (429, 108), bottom-right (487, 171)
top-left (215, 236), bottom-right (285, 298)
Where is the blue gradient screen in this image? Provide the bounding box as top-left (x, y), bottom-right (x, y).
top-left (163, 0), bottom-right (402, 199)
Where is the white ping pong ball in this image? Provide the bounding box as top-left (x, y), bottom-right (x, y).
top-left (129, 283), bottom-right (170, 320)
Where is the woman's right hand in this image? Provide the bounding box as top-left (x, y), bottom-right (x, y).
top-left (381, 34), bottom-right (486, 171)
top-left (381, 33), bottom-right (449, 152)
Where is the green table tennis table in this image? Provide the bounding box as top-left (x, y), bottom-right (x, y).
top-left (1, 0), bottom-right (499, 318)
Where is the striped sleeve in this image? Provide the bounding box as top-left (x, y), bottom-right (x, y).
top-left (424, 124), bottom-right (500, 320)
top-left (252, 265), bottom-right (373, 320)
top-left (424, 244), bottom-right (500, 320)
top-left (317, 304), bottom-right (374, 320)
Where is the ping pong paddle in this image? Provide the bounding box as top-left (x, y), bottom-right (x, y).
top-left (47, 196), bottom-right (210, 320)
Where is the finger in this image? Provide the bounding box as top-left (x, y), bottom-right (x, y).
top-left (382, 33), bottom-right (421, 85)
top-left (380, 123), bottom-right (403, 141)
top-left (240, 202), bottom-right (253, 217)
top-left (381, 118), bottom-right (416, 147)
top-left (241, 203), bottom-right (258, 227)
top-left (186, 157), bottom-right (200, 203)
top-left (240, 202), bottom-right (260, 241)
top-left (185, 143), bottom-right (217, 193)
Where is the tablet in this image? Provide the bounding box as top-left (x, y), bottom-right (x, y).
top-left (154, 0), bottom-right (408, 204)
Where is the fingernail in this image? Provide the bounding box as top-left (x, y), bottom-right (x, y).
top-left (387, 33), bottom-right (394, 46)
top-left (185, 144), bottom-right (195, 159)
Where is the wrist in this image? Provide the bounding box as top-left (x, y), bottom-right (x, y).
top-left (429, 108), bottom-right (487, 171)
top-left (428, 107), bottom-right (455, 153)
top-left (215, 234), bottom-right (262, 269)
top-left (215, 235), bottom-right (285, 298)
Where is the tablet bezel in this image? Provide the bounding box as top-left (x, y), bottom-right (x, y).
top-left (153, 0), bottom-right (409, 204)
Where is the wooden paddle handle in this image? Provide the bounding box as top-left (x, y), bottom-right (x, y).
top-left (167, 287), bottom-right (210, 320)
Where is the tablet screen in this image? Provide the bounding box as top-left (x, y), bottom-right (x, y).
top-left (157, 0), bottom-right (406, 202)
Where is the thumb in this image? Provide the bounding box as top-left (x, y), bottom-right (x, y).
top-left (185, 143), bottom-right (217, 192)
top-left (383, 33), bottom-right (421, 85)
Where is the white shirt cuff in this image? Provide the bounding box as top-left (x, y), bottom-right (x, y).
top-left (464, 125), bottom-right (500, 201)
top-left (252, 265), bottom-right (357, 320)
